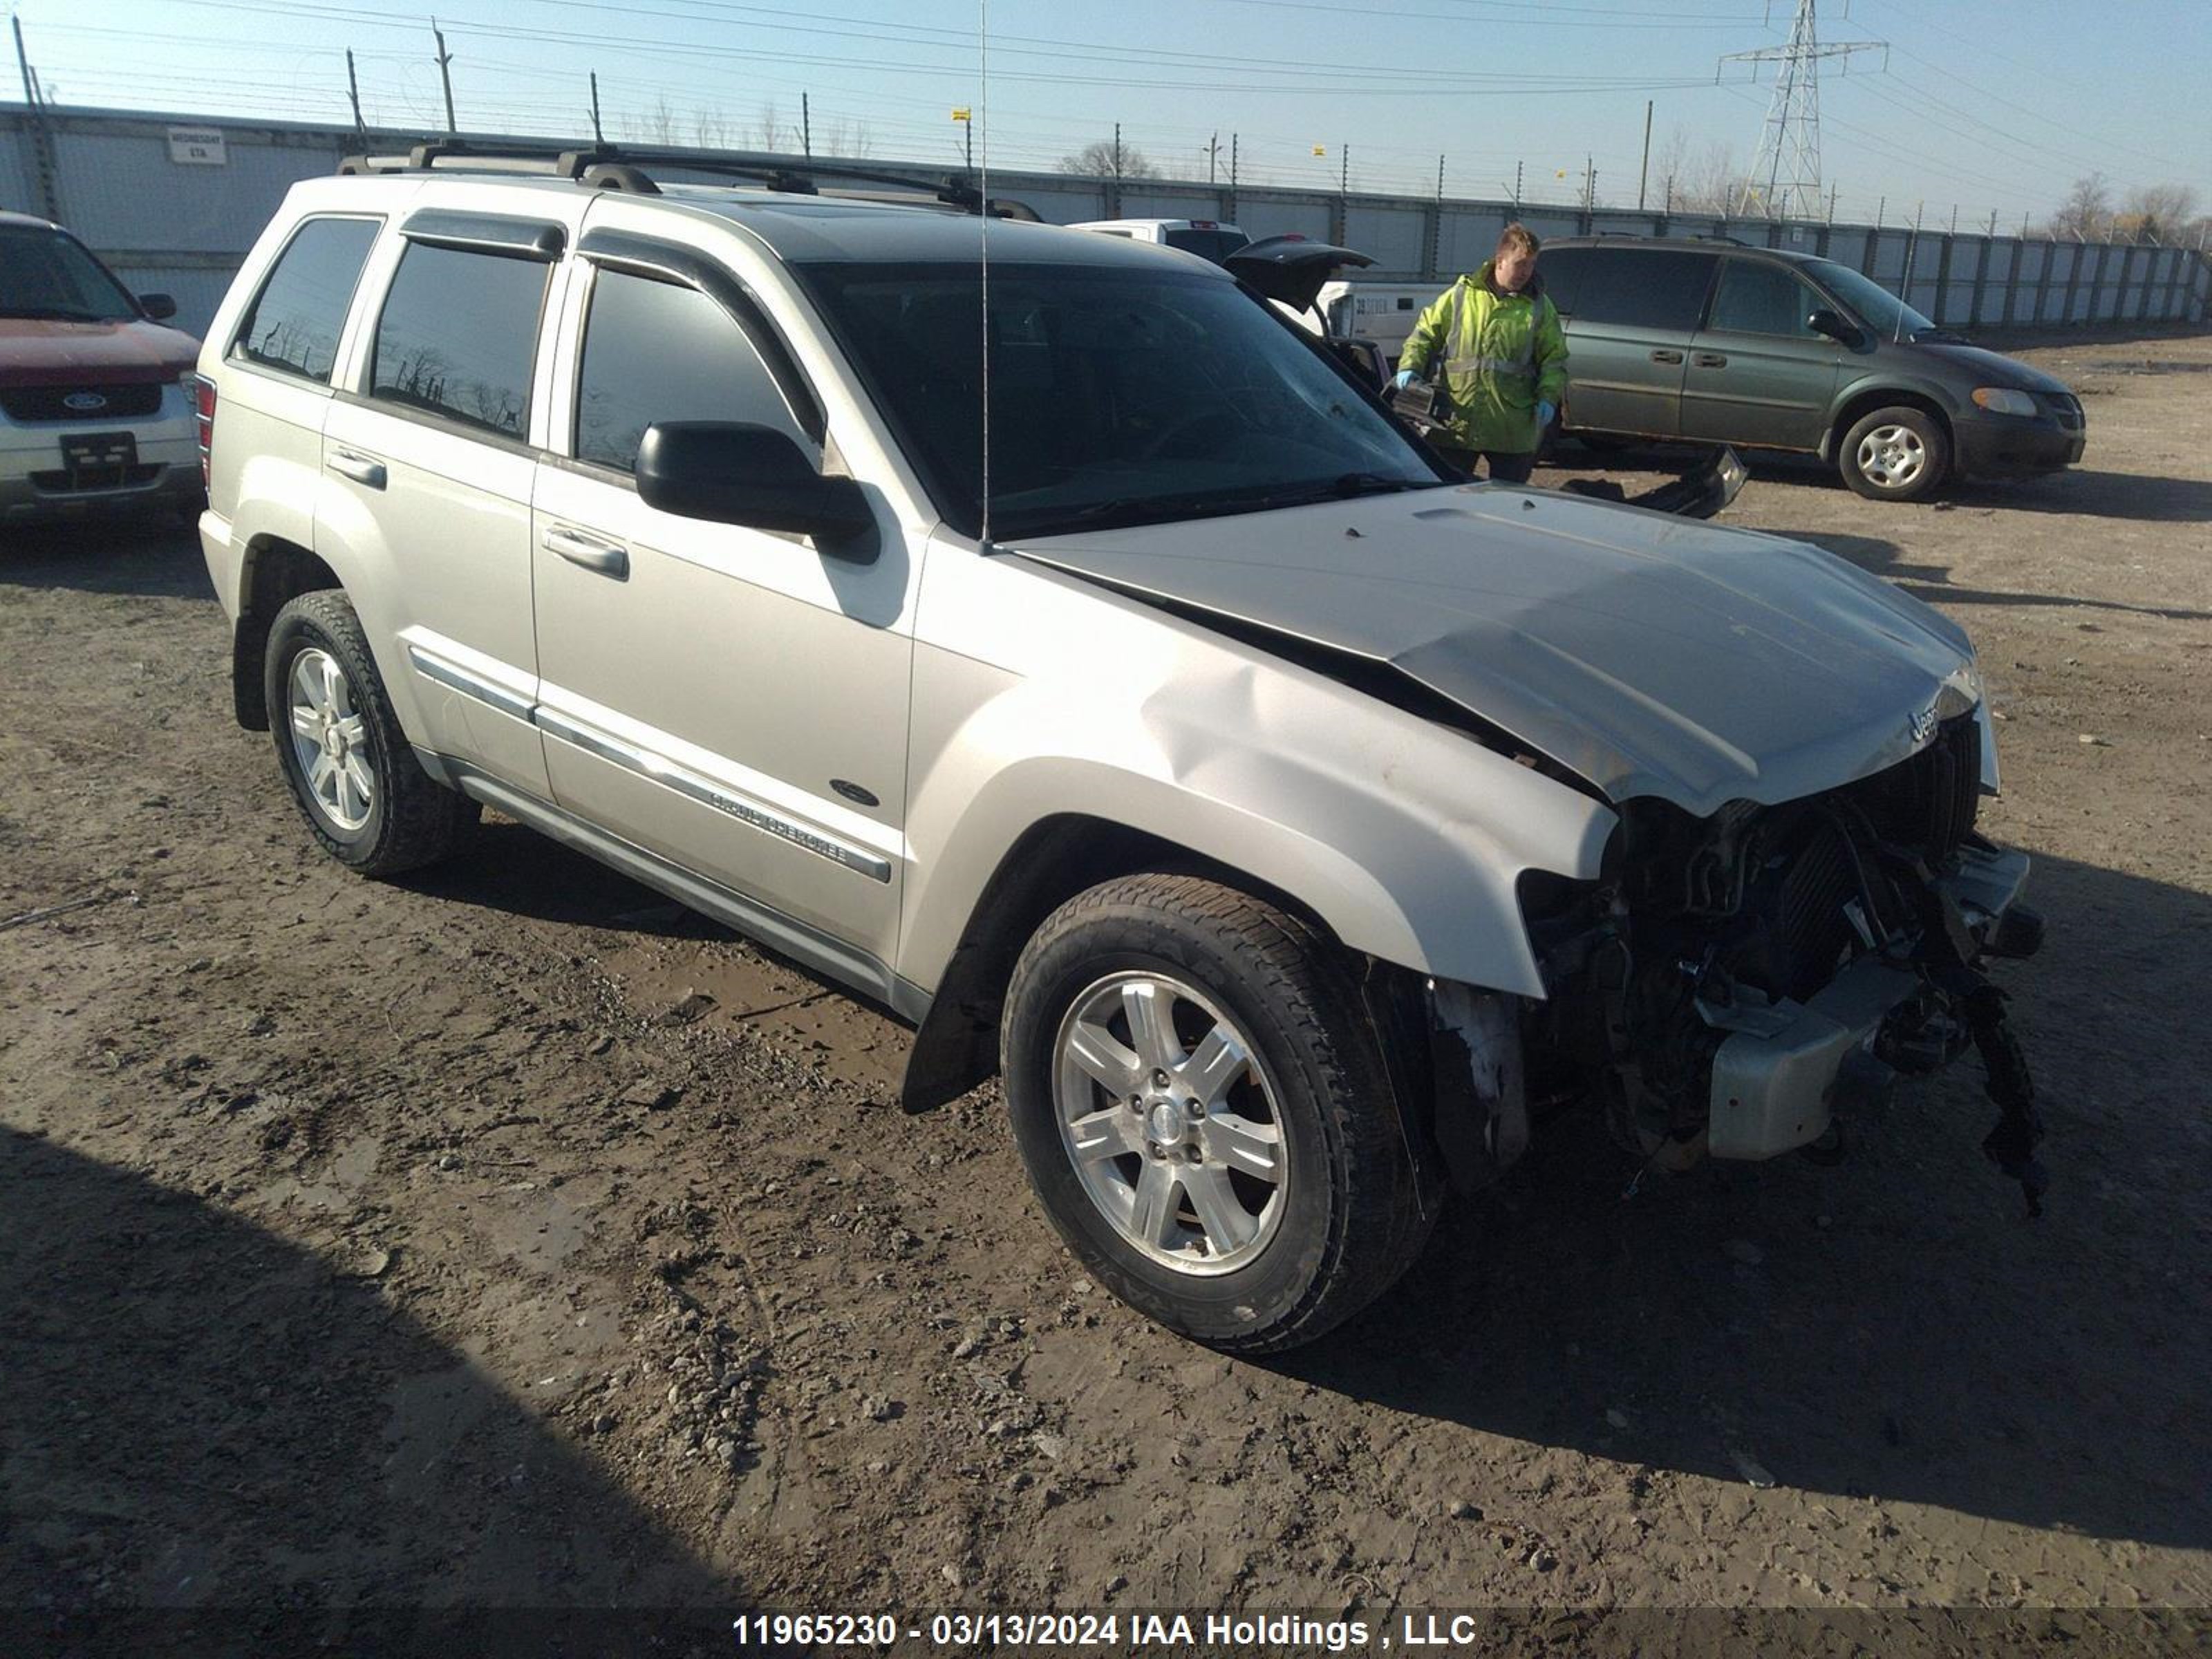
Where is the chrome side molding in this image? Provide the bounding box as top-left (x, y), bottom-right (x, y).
top-left (406, 645), bottom-right (890, 883)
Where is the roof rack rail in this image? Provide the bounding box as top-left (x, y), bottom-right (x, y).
top-left (336, 140), bottom-right (1040, 219)
top-left (1687, 233), bottom-right (1750, 245)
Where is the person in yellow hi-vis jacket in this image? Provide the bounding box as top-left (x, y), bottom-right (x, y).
top-left (1392, 222), bottom-right (1568, 482)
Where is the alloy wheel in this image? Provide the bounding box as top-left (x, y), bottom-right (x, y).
top-left (287, 646), bottom-right (375, 833)
top-left (1051, 971), bottom-right (1287, 1276)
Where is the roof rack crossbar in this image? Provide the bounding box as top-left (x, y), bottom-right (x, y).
top-left (336, 139), bottom-right (1037, 217)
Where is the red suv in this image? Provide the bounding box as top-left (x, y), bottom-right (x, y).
top-left (2, 211), bottom-right (204, 526)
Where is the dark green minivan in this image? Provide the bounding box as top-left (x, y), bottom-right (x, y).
top-left (1540, 236), bottom-right (2086, 503)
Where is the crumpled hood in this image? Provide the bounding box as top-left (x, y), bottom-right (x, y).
top-left (1011, 483), bottom-right (1980, 816)
top-left (1916, 340), bottom-right (2072, 395)
top-left (0, 317), bottom-right (201, 387)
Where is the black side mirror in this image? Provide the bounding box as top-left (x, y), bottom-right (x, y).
top-left (1808, 307), bottom-right (1857, 344)
top-left (637, 422), bottom-right (874, 550)
top-left (138, 293), bottom-right (178, 321)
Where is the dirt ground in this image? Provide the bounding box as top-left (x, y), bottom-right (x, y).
top-left (3, 326), bottom-right (2208, 1651)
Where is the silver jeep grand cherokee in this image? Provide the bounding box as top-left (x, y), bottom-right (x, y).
top-left (197, 145), bottom-right (2046, 1352)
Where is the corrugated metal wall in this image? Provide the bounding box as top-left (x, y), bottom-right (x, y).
top-left (3, 106), bottom-right (2205, 339)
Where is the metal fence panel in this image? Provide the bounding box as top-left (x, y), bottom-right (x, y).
top-left (1116, 188), bottom-right (1223, 221)
top-left (0, 127), bottom-right (35, 215)
top-left (1871, 232), bottom-right (1909, 282)
top-left (3, 108), bottom-right (2203, 336)
top-left (99, 261), bottom-right (238, 335)
top-left (1515, 209), bottom-right (1583, 244)
top-left (50, 125), bottom-right (335, 253)
top-left (1008, 181), bottom-right (1107, 225)
top-left (1438, 207), bottom-right (1506, 274)
top-left (1343, 204), bottom-right (1424, 274)
top-left (1587, 210), bottom-right (1662, 238)
top-left (1233, 194), bottom-right (1331, 242)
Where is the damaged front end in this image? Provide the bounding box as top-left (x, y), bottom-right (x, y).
top-left (1450, 711), bottom-right (2047, 1213)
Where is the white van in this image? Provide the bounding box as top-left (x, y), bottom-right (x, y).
top-left (1314, 280), bottom-right (1442, 371)
top-left (1067, 218), bottom-right (1250, 263)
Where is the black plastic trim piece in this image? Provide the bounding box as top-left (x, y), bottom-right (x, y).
top-left (400, 209), bottom-right (566, 261)
top-left (329, 387), bottom-right (539, 459)
top-left (437, 761), bottom-right (901, 1010)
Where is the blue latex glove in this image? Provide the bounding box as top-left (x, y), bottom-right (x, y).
top-left (1536, 399), bottom-right (1557, 428)
top-left (1390, 369), bottom-right (1421, 390)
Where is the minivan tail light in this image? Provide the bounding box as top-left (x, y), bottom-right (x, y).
top-left (190, 373), bottom-right (216, 489)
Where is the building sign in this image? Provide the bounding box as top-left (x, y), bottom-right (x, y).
top-left (167, 128), bottom-right (227, 166)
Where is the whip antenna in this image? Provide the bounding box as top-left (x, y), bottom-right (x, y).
top-left (978, 0), bottom-right (992, 548)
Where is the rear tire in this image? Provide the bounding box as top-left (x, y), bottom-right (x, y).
top-left (264, 589), bottom-right (478, 877)
top-left (1837, 405), bottom-right (1949, 502)
top-left (1002, 874), bottom-right (1436, 1353)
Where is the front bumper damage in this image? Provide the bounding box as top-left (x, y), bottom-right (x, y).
top-left (1425, 717), bottom-right (2049, 1216)
top-left (1702, 842), bottom-right (2038, 1177)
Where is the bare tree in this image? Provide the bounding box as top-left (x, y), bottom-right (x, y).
top-left (1059, 139), bottom-right (1157, 180)
top-left (818, 116), bottom-right (874, 158)
top-left (641, 94), bottom-right (677, 147)
top-left (1655, 126), bottom-right (1750, 216)
top-left (2047, 172), bottom-right (2112, 241)
top-left (693, 106), bottom-right (732, 151)
top-left (2114, 182), bottom-right (2200, 245)
top-left (752, 99), bottom-right (785, 151)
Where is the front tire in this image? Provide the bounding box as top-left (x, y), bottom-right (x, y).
top-left (264, 589), bottom-right (477, 877)
top-left (1838, 405), bottom-right (1949, 502)
top-left (1002, 874), bottom-right (1436, 1353)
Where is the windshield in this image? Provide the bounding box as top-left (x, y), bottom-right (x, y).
top-left (0, 225), bottom-right (140, 322)
top-left (1805, 257), bottom-right (1937, 340)
top-left (796, 261), bottom-right (1444, 540)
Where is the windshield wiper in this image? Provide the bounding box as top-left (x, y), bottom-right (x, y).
top-left (1004, 474), bottom-right (1432, 540)
top-left (1203, 472), bottom-right (1430, 512)
top-left (0, 306), bottom-right (115, 322)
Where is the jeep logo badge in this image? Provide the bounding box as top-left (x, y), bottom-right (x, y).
top-left (1907, 702), bottom-right (1940, 747)
top-left (62, 391), bottom-right (109, 413)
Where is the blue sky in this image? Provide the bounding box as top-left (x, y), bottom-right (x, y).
top-left (10, 0), bottom-right (2208, 226)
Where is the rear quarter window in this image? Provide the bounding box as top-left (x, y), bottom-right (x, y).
top-left (368, 243), bottom-right (549, 438)
top-left (232, 217), bottom-right (382, 384)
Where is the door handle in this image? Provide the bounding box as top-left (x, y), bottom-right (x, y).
top-left (1649, 348), bottom-right (1684, 365)
top-left (543, 525), bottom-right (630, 580)
top-left (1693, 352), bottom-right (1729, 368)
top-left (327, 450), bottom-right (386, 489)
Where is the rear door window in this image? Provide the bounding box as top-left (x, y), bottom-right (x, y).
top-left (572, 267), bottom-right (813, 473)
top-left (232, 218), bottom-right (381, 384)
top-left (1707, 261), bottom-right (1824, 337)
top-left (1542, 247), bottom-right (1716, 330)
top-left (368, 243), bottom-right (549, 438)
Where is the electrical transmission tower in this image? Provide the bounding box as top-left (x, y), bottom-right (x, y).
top-left (1720, 0), bottom-right (1885, 221)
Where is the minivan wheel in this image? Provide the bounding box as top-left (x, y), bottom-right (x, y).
top-left (1002, 874), bottom-right (1436, 1353)
top-left (264, 589), bottom-right (478, 876)
top-left (1838, 405), bottom-right (1949, 502)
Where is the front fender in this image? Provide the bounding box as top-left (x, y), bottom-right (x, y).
top-left (1824, 371), bottom-right (1967, 456)
top-left (897, 554), bottom-right (1617, 1002)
